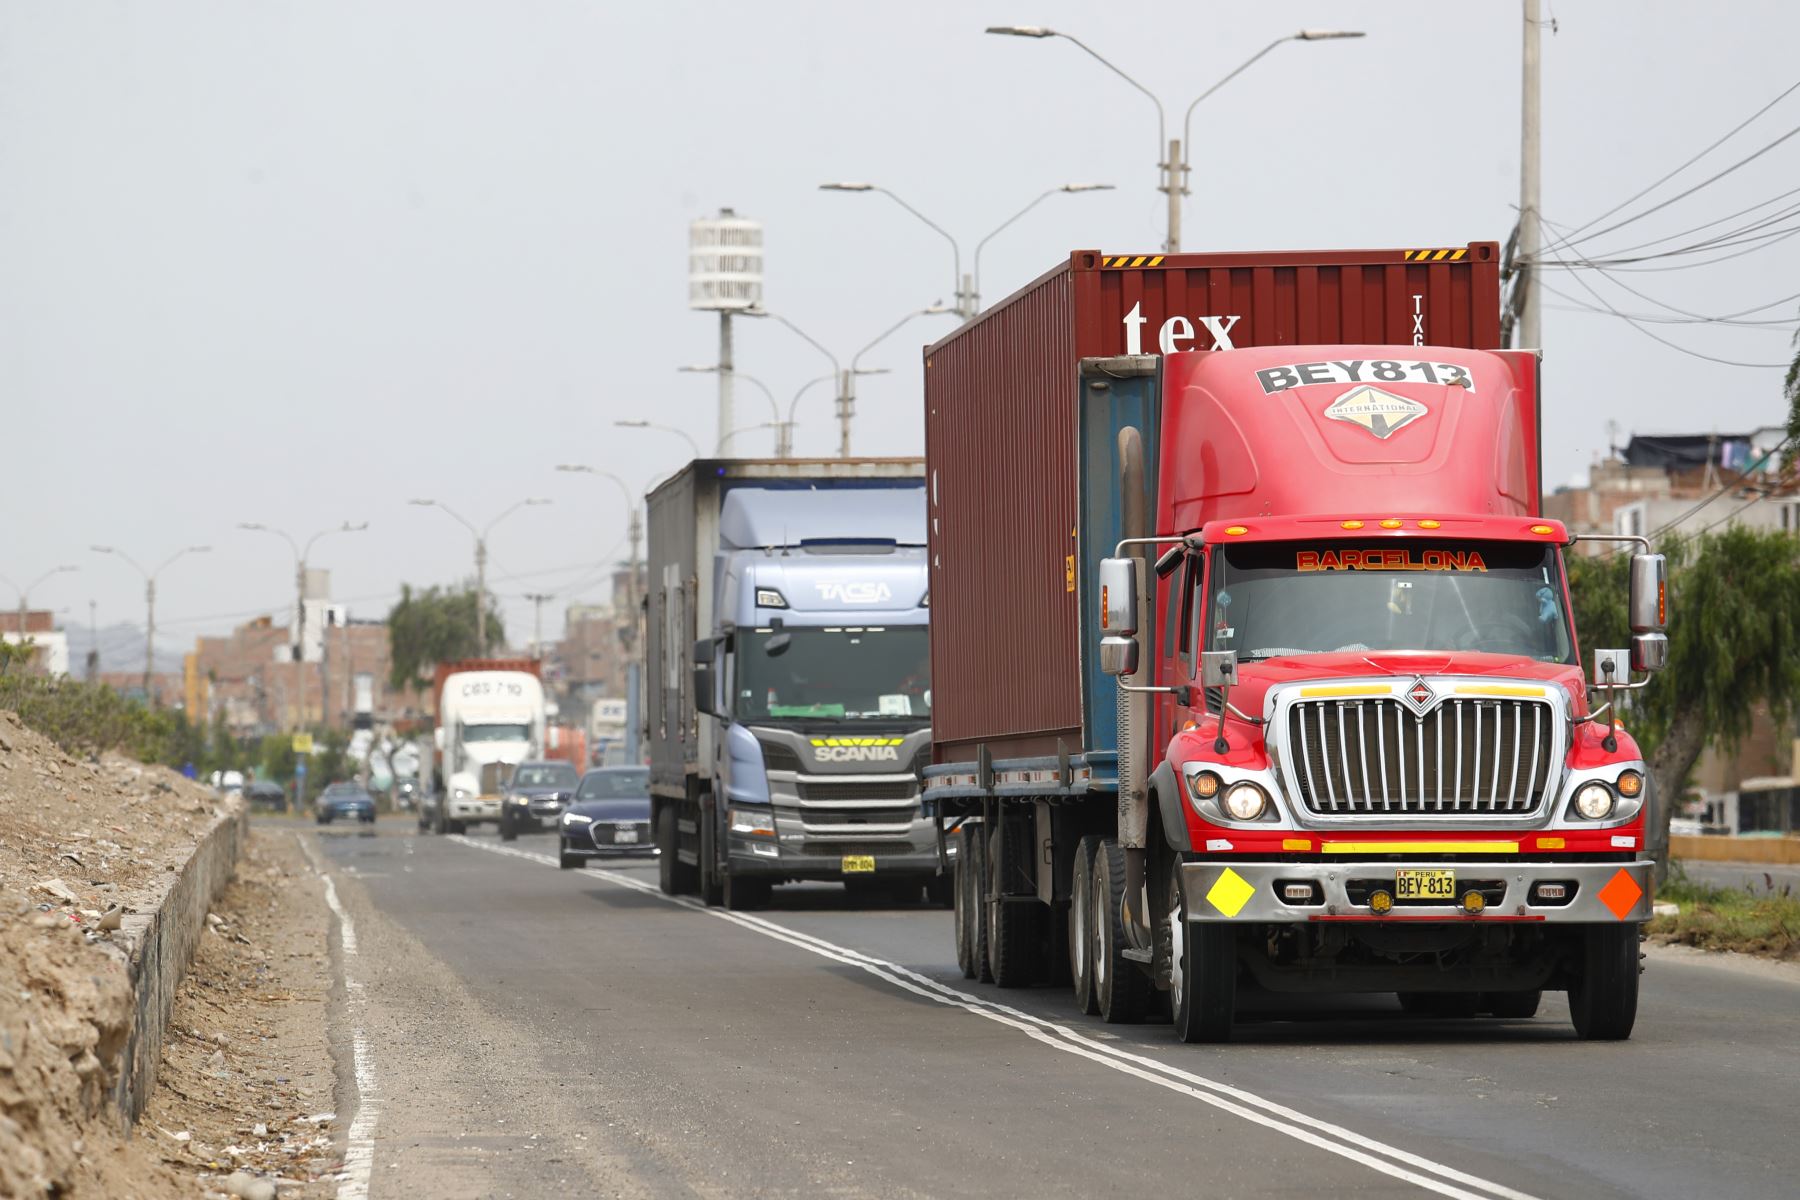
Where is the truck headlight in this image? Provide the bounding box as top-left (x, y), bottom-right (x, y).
top-left (452, 787), bottom-right (472, 800)
top-left (1574, 782), bottom-right (1615, 820)
top-left (1223, 782), bottom-right (1270, 822)
top-left (730, 808), bottom-right (776, 837)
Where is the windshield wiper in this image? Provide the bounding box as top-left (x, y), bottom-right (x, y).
top-left (1241, 647), bottom-right (1308, 661)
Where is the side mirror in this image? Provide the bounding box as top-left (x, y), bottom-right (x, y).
top-left (1632, 632), bottom-right (1669, 673)
top-left (1201, 651), bottom-right (1239, 688)
top-left (1098, 557), bottom-right (1140, 677)
top-left (1593, 648), bottom-right (1629, 687)
top-left (1100, 636), bottom-right (1139, 676)
top-left (1628, 553), bottom-right (1667, 633)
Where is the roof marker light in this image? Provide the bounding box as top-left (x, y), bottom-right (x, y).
top-left (1225, 525), bottom-right (1248, 536)
top-left (1419, 519), bottom-right (1441, 530)
top-left (1379, 519), bottom-right (1403, 529)
top-left (1530, 524), bottom-right (1554, 535)
top-left (1341, 520), bottom-right (1365, 530)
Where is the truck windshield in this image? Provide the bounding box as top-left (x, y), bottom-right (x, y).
top-left (462, 723), bottom-right (531, 743)
top-left (1207, 540), bottom-right (1574, 663)
top-left (735, 627), bottom-right (930, 720)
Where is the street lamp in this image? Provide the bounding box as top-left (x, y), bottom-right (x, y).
top-left (613, 419), bottom-right (702, 460)
top-left (3, 564), bottom-right (78, 643)
top-left (677, 366), bottom-right (782, 453)
top-left (986, 26), bottom-right (1364, 252)
top-left (237, 520), bottom-right (367, 729)
top-left (972, 184), bottom-right (1114, 305)
top-left (409, 498), bottom-right (550, 655)
top-left (555, 465), bottom-right (645, 633)
top-left (822, 180), bottom-right (1113, 316)
top-left (719, 422), bottom-right (783, 453)
top-left (90, 544), bottom-right (211, 703)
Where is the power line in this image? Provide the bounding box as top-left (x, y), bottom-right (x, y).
top-left (1579, 183), bottom-right (1800, 260)
top-left (1554, 267), bottom-right (1794, 368)
top-left (1538, 213), bottom-right (1800, 323)
top-left (1539, 280), bottom-right (1799, 329)
top-left (1648, 435), bottom-right (1793, 539)
top-left (1541, 78), bottom-right (1800, 255)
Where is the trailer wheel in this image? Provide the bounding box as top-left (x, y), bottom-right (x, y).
top-left (1092, 840), bottom-right (1152, 1023)
top-left (954, 826), bottom-right (978, 978)
top-left (724, 872), bottom-right (771, 911)
top-left (1480, 990), bottom-right (1542, 1019)
top-left (657, 807), bottom-right (696, 896)
top-left (986, 808), bottom-right (1046, 987)
top-left (1167, 866), bottom-right (1235, 1043)
top-left (1569, 923), bottom-right (1640, 1040)
top-left (969, 824), bottom-right (994, 983)
top-left (1068, 836), bottom-right (1103, 1015)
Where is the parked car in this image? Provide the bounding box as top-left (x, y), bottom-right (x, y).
top-left (247, 780), bottom-right (288, 813)
top-left (557, 766), bottom-right (654, 869)
top-left (499, 760), bottom-right (581, 841)
top-left (316, 782), bottom-right (376, 825)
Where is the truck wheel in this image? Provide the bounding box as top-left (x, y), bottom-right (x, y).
top-left (986, 808), bottom-right (1046, 987)
top-left (657, 808), bottom-right (696, 896)
top-left (724, 873), bottom-right (771, 911)
top-left (954, 827), bottom-right (978, 978)
top-left (448, 819), bottom-right (466, 835)
top-left (969, 824), bottom-right (993, 983)
top-left (1569, 923), bottom-right (1640, 1040)
top-left (698, 813), bottom-right (723, 907)
top-left (1167, 867), bottom-right (1235, 1043)
top-left (1481, 990), bottom-right (1542, 1019)
top-left (1068, 836), bottom-right (1103, 1015)
top-left (1092, 840), bottom-right (1152, 1024)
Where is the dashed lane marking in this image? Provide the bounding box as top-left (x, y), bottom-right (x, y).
top-left (449, 835), bottom-right (1543, 1200)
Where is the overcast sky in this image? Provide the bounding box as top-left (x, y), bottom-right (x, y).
top-left (5, 1), bottom-right (1796, 662)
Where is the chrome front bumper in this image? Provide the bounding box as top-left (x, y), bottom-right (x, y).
top-left (1179, 859), bottom-right (1654, 924)
top-left (448, 797), bottom-right (501, 820)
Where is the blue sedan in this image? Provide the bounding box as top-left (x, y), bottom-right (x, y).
top-left (558, 767), bottom-right (654, 869)
top-left (315, 782), bottom-right (376, 825)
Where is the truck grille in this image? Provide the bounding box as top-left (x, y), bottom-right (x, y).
top-left (1286, 696), bottom-right (1556, 817)
top-left (796, 779), bottom-right (917, 803)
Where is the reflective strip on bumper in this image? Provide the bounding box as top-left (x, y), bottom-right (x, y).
top-left (1179, 860), bottom-right (1654, 923)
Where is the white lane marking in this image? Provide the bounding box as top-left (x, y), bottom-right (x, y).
top-left (449, 836), bottom-right (1541, 1200)
top-left (303, 836), bottom-right (379, 1200)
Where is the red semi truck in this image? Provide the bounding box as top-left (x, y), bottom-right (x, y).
top-left (922, 245), bottom-right (1668, 1042)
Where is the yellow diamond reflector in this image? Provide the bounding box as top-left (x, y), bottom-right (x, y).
top-left (1206, 868), bottom-right (1256, 918)
top-left (1225, 525), bottom-right (1248, 536)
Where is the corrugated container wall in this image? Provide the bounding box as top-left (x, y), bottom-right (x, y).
top-left (923, 244), bottom-right (1503, 763)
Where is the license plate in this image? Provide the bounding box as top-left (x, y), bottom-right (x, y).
top-left (1395, 869), bottom-right (1456, 900)
top-left (841, 854), bottom-right (876, 874)
top-left (613, 829), bottom-right (640, 845)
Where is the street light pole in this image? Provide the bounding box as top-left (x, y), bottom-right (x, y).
top-left (554, 464), bottom-right (646, 636)
top-left (410, 498), bottom-right (550, 657)
top-left (3, 564), bottom-right (78, 645)
top-left (91, 544), bottom-right (210, 703)
top-left (971, 183), bottom-right (1114, 309)
top-left (239, 521), bottom-right (368, 728)
top-left (783, 374), bottom-right (836, 457)
top-left (613, 420), bottom-right (702, 461)
top-left (678, 366), bottom-right (783, 454)
top-left (845, 304), bottom-right (957, 458)
top-left (986, 27), bottom-right (1364, 252)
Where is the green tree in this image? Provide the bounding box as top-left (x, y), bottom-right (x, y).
top-left (386, 584), bottom-right (504, 691)
top-left (1568, 527), bottom-right (1800, 878)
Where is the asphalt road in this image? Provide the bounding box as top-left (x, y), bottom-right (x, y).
top-left (301, 817), bottom-right (1800, 1199)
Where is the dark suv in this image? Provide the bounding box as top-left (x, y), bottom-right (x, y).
top-left (498, 760), bottom-right (581, 840)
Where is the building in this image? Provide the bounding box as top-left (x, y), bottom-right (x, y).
top-left (183, 612), bottom-right (427, 734)
top-left (545, 565), bottom-right (645, 714)
top-left (0, 610), bottom-right (70, 676)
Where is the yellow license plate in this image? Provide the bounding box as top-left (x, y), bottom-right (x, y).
top-left (1395, 869), bottom-right (1456, 900)
top-left (841, 855), bottom-right (876, 874)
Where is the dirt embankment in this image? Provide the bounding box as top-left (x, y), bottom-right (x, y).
top-left (0, 711), bottom-right (339, 1198)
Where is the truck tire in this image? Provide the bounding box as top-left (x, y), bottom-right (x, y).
top-left (1068, 836), bottom-right (1103, 1015)
top-left (698, 811), bottom-right (723, 907)
top-left (657, 807), bottom-right (696, 896)
top-left (986, 808), bottom-right (1046, 987)
top-left (969, 824), bottom-right (994, 983)
top-left (1167, 867), bottom-right (1235, 1043)
top-left (1481, 990), bottom-right (1542, 1019)
top-left (954, 827), bottom-right (979, 978)
top-left (1569, 923), bottom-right (1640, 1040)
top-left (724, 872), bottom-right (771, 911)
top-left (1092, 839), bottom-right (1152, 1024)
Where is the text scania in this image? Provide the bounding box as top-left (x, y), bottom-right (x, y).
top-left (1121, 302), bottom-right (1241, 355)
top-left (812, 744), bottom-right (903, 763)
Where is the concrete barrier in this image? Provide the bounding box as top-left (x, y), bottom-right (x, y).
top-left (108, 801), bottom-right (248, 1125)
top-left (1671, 833), bottom-right (1800, 865)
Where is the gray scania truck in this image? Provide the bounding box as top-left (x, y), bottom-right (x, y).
top-left (644, 458), bottom-right (947, 909)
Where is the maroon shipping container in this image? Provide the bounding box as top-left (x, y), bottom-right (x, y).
top-left (922, 243), bottom-right (1503, 762)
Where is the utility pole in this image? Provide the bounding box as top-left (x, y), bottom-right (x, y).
top-left (86, 600), bottom-right (98, 682)
top-left (525, 592), bottom-right (554, 659)
top-left (1518, 0), bottom-right (1543, 350)
top-left (294, 560), bottom-right (307, 729)
top-left (719, 311), bottom-right (735, 459)
top-left (142, 578), bottom-right (155, 701)
top-left (1164, 138), bottom-right (1182, 253)
top-left (836, 369), bottom-right (853, 458)
top-left (321, 607), bottom-right (333, 730)
top-left (474, 538), bottom-right (488, 654)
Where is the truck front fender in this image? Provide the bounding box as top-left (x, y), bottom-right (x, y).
top-left (1150, 760), bottom-right (1192, 852)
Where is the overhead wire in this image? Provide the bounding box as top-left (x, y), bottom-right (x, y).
top-left (1552, 266), bottom-right (1794, 368)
